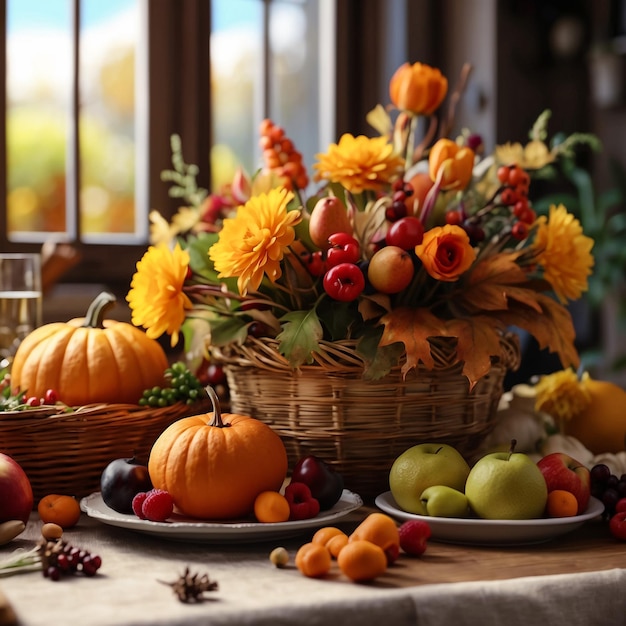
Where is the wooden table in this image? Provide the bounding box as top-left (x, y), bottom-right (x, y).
top-left (1, 507), bottom-right (626, 626)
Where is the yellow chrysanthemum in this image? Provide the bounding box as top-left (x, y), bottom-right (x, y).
top-left (126, 242), bottom-right (192, 346)
top-left (534, 368), bottom-right (591, 422)
top-left (208, 187), bottom-right (301, 295)
top-left (533, 204), bottom-right (594, 303)
top-left (313, 134), bottom-right (404, 193)
top-left (496, 140), bottom-right (554, 170)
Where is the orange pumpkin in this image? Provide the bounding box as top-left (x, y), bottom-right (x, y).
top-left (10, 291), bottom-right (168, 406)
top-left (148, 387), bottom-right (288, 520)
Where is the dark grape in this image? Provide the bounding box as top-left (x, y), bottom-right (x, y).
top-left (607, 474), bottom-right (619, 489)
top-left (602, 488), bottom-right (620, 515)
top-left (590, 463), bottom-right (611, 484)
top-left (618, 481), bottom-right (626, 498)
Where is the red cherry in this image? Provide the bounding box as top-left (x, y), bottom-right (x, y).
top-left (386, 216), bottom-right (424, 250)
top-left (322, 263), bottom-right (365, 302)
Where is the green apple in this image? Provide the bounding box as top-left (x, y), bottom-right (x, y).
top-left (389, 443), bottom-right (471, 515)
top-left (465, 440), bottom-right (548, 520)
top-left (420, 485), bottom-right (470, 518)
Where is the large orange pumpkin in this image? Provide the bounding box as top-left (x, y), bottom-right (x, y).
top-left (148, 387), bottom-right (288, 520)
top-left (10, 291), bottom-right (168, 406)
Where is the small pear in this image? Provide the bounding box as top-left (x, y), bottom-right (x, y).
top-left (420, 485), bottom-right (470, 518)
top-left (308, 196), bottom-right (351, 249)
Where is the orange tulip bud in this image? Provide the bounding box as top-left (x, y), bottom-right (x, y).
top-left (389, 62), bottom-right (448, 116)
top-left (428, 139), bottom-right (475, 191)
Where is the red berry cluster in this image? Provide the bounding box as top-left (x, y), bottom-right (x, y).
top-left (302, 233), bottom-right (366, 302)
top-left (259, 119), bottom-right (309, 191)
top-left (39, 538), bottom-right (102, 581)
top-left (385, 179), bottom-right (415, 222)
top-left (496, 163), bottom-right (536, 241)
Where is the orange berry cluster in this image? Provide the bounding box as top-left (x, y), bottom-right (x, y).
top-left (259, 119), bottom-right (309, 191)
top-left (496, 163), bottom-right (536, 240)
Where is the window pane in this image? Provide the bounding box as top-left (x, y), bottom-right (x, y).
top-left (210, 0), bottom-right (323, 193)
top-left (6, 0), bottom-right (72, 239)
top-left (79, 0), bottom-right (138, 240)
top-left (268, 0), bottom-right (320, 172)
top-left (210, 0), bottom-right (264, 191)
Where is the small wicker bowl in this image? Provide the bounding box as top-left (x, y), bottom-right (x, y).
top-left (0, 401), bottom-right (207, 502)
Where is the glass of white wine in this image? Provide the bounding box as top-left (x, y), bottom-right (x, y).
top-left (0, 252), bottom-right (42, 360)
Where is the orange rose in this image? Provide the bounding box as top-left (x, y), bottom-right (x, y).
top-left (415, 224), bottom-right (476, 282)
top-left (428, 138), bottom-right (475, 191)
top-left (389, 62), bottom-right (448, 116)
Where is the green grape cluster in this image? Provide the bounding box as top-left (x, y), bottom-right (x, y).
top-left (139, 362), bottom-right (204, 407)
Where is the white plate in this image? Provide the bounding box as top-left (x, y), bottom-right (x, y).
top-left (80, 490), bottom-right (363, 543)
top-left (375, 491), bottom-right (604, 546)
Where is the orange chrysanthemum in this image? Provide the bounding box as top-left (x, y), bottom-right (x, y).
top-left (208, 186), bottom-right (301, 295)
top-left (126, 242), bottom-right (192, 346)
top-left (313, 134), bottom-right (404, 194)
top-left (533, 204), bottom-right (594, 303)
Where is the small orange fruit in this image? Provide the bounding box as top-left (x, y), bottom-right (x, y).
top-left (326, 533), bottom-right (349, 558)
top-left (546, 490), bottom-right (578, 518)
top-left (295, 542), bottom-right (331, 578)
top-left (337, 539), bottom-right (387, 582)
top-left (312, 526), bottom-right (344, 545)
top-left (37, 494), bottom-right (81, 529)
top-left (253, 491), bottom-right (290, 523)
top-left (349, 512), bottom-right (400, 564)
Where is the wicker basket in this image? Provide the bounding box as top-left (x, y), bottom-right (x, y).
top-left (213, 334), bottom-right (521, 500)
top-left (0, 401), bottom-right (208, 502)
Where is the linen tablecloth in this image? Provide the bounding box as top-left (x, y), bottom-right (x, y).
top-left (1, 509), bottom-right (625, 626)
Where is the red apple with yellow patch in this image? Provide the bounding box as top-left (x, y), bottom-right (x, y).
top-left (537, 452), bottom-right (591, 515)
top-left (0, 453), bottom-right (34, 525)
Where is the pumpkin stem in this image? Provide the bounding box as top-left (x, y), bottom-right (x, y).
top-left (81, 291), bottom-right (117, 329)
top-left (205, 385), bottom-right (229, 428)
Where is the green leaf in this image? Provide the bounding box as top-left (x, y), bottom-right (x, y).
top-left (316, 298), bottom-right (359, 341)
top-left (276, 309), bottom-right (323, 367)
top-left (185, 233), bottom-right (220, 281)
top-left (208, 317), bottom-right (249, 347)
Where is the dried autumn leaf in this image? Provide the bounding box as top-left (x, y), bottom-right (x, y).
top-left (378, 308), bottom-right (507, 388)
top-left (464, 252), bottom-right (542, 312)
top-left (494, 293), bottom-right (580, 370)
top-left (378, 307), bottom-right (448, 372)
top-left (445, 317), bottom-right (507, 387)
top-left (358, 292), bottom-right (391, 321)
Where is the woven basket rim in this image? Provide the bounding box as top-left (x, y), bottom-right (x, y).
top-left (0, 399), bottom-right (206, 422)
top-left (212, 332), bottom-right (521, 376)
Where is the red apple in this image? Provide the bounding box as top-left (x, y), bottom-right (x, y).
top-left (536, 453), bottom-right (591, 515)
top-left (0, 453), bottom-right (34, 525)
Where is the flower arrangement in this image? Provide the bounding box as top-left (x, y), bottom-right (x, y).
top-left (127, 61), bottom-right (598, 389)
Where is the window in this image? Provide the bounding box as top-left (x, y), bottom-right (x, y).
top-left (0, 0), bottom-right (339, 305)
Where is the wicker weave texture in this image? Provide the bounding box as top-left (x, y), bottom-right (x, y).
top-left (219, 335), bottom-right (520, 499)
top-left (0, 402), bottom-right (203, 501)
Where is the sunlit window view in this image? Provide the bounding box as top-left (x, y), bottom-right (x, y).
top-left (5, 0), bottom-right (324, 243)
top-left (6, 0), bottom-right (137, 240)
top-left (210, 0), bottom-right (323, 194)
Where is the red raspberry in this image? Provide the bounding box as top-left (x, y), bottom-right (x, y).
top-left (398, 519), bottom-right (431, 556)
top-left (131, 492), bottom-right (149, 519)
top-left (141, 489), bottom-right (174, 522)
top-left (284, 482), bottom-right (320, 521)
